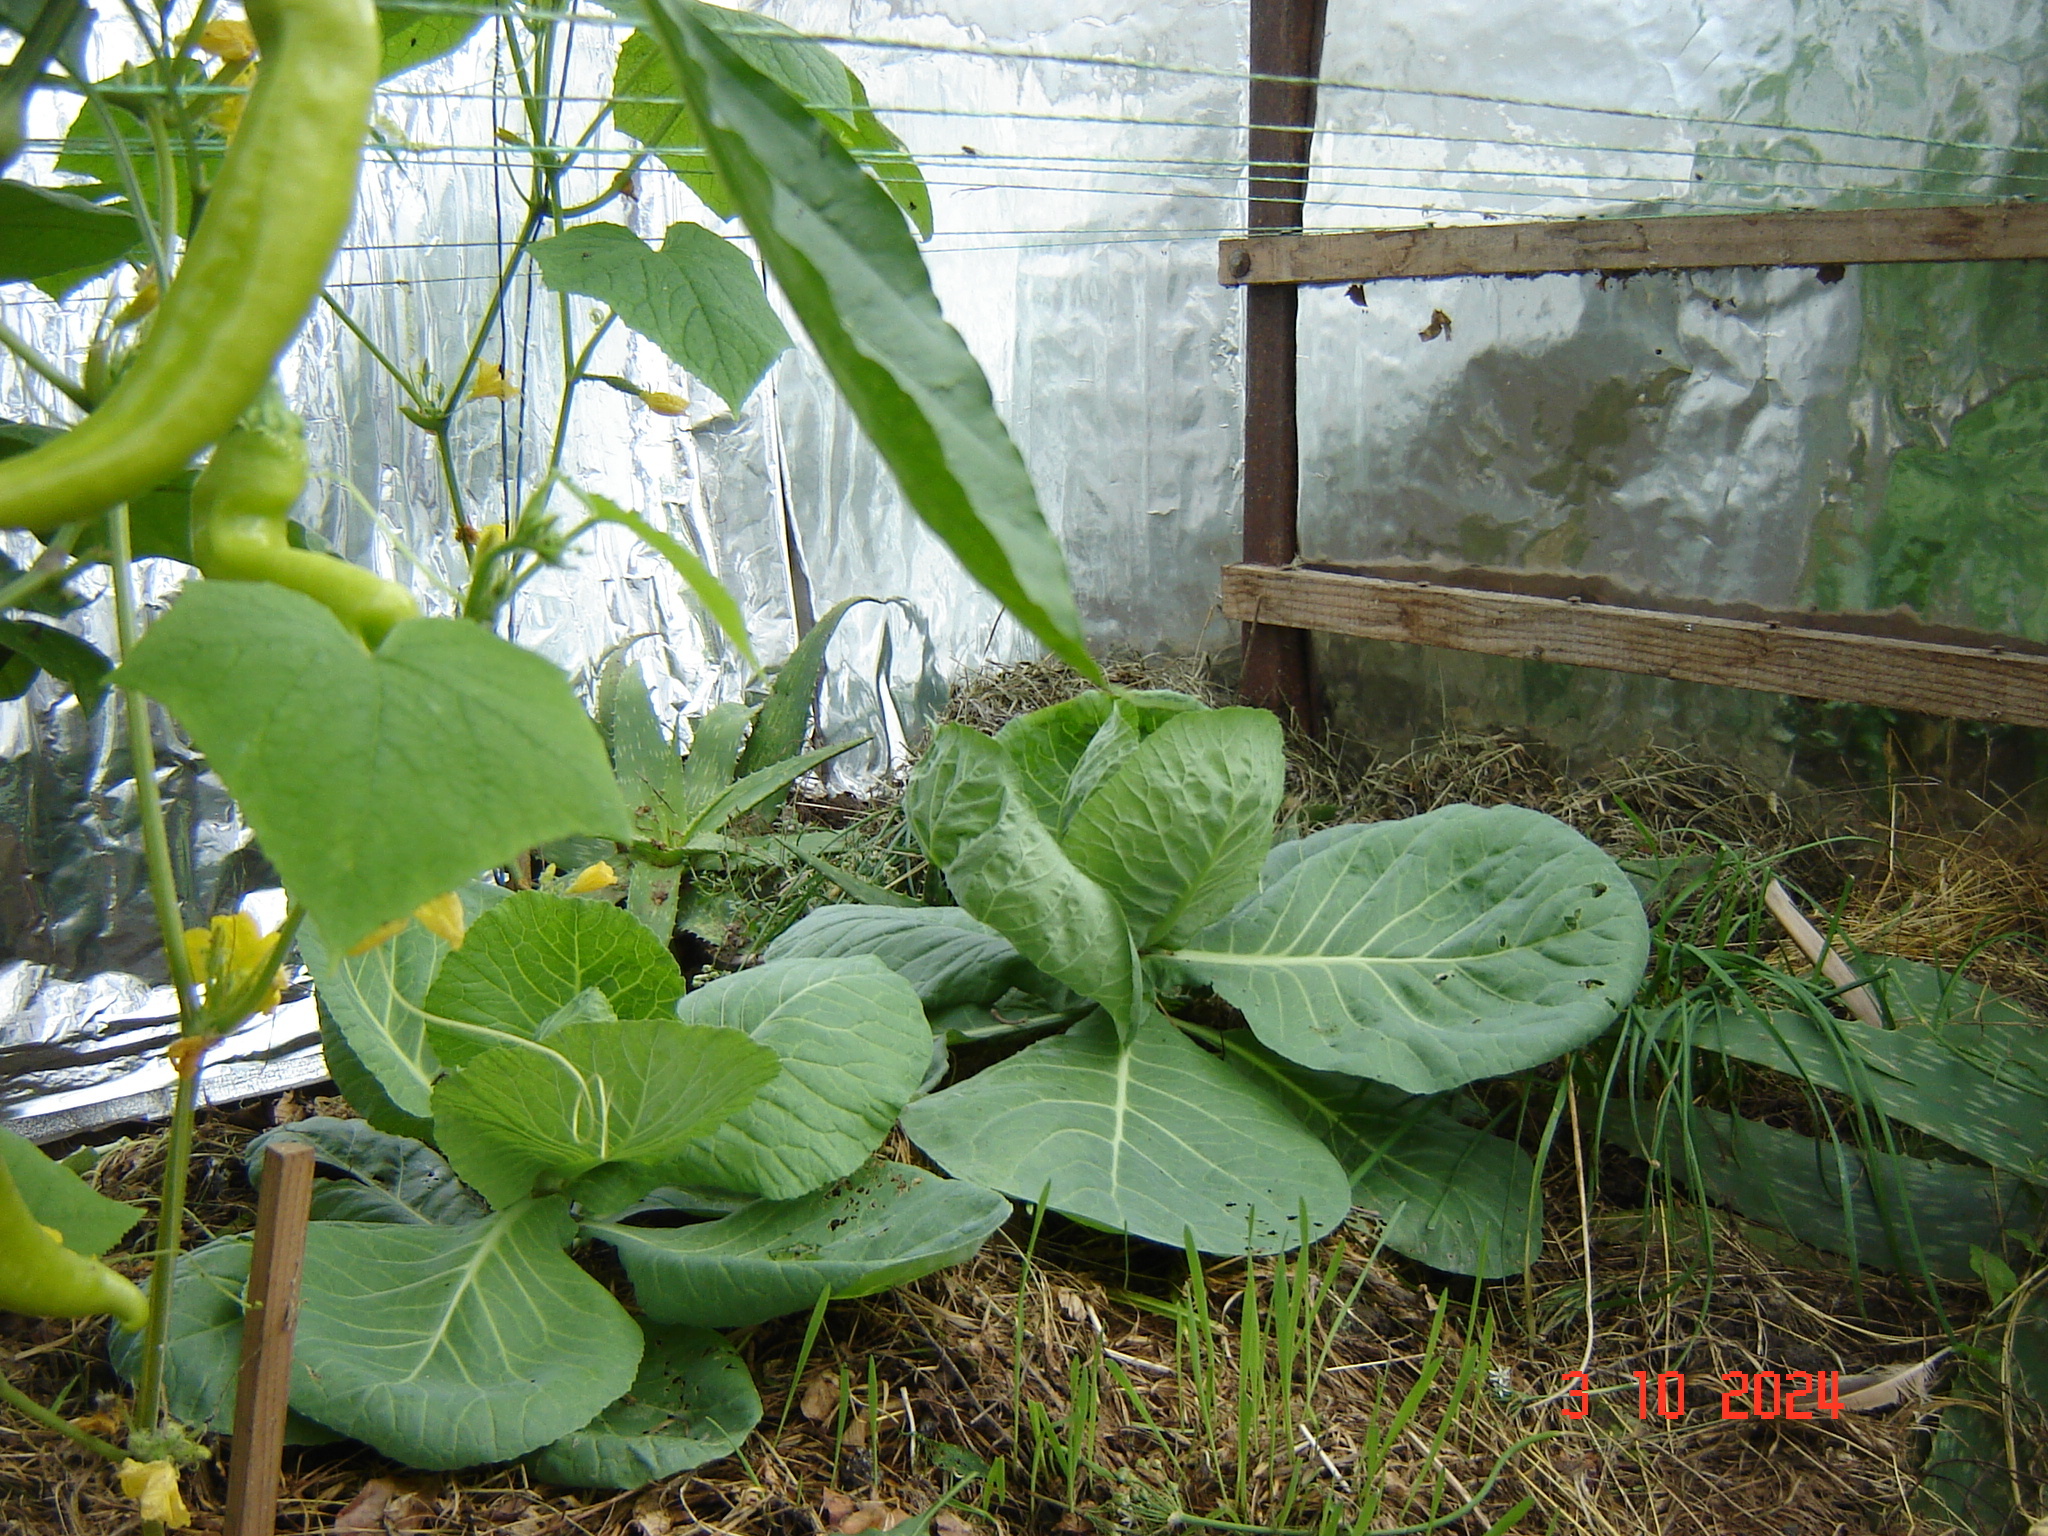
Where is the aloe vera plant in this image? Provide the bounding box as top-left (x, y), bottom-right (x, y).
top-left (770, 689), bottom-right (1653, 1268)
top-left (585, 597), bottom-right (877, 946)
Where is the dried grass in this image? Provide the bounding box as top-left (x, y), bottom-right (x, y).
top-left (0, 1113), bottom-right (1965, 1536)
top-left (7, 655), bottom-right (2040, 1536)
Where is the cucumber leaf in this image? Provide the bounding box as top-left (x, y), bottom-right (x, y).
top-left (529, 221), bottom-right (790, 411)
top-left (641, 0), bottom-right (1096, 680)
top-left (115, 584), bottom-right (630, 950)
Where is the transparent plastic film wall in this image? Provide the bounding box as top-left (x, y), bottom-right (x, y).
top-left (0, 0), bottom-right (2039, 1131)
top-left (1296, 0), bottom-right (2048, 751)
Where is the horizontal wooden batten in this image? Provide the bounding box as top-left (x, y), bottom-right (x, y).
top-left (1218, 201), bottom-right (2048, 286)
top-left (1220, 563), bottom-right (2048, 728)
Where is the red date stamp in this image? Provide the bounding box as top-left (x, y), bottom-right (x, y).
top-left (1559, 1370), bottom-right (1843, 1420)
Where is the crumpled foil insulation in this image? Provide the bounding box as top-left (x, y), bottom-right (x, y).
top-left (4, 0), bottom-right (2038, 1135)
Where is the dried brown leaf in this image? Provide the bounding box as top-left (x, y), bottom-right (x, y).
top-left (331, 1479), bottom-right (398, 1535)
top-left (801, 1372), bottom-right (842, 1423)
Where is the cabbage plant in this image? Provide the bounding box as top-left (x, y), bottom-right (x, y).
top-left (771, 690), bottom-right (1652, 1272)
top-left (117, 890), bottom-right (1009, 1482)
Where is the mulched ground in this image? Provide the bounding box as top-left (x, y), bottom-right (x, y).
top-left (9, 653), bottom-right (2044, 1536)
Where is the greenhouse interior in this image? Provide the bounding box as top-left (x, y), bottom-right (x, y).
top-left (0, 0), bottom-right (2044, 1531)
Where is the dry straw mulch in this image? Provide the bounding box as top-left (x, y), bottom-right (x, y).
top-left (9, 651), bottom-right (2045, 1536)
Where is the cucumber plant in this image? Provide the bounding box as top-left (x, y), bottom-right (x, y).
top-left (0, 0), bottom-right (1094, 1511)
top-left (771, 690), bottom-right (1654, 1272)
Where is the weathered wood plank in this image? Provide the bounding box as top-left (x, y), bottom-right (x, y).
top-left (1238, 0), bottom-right (1327, 727)
top-left (1220, 564), bottom-right (2048, 727)
top-left (1219, 202), bottom-right (2048, 286)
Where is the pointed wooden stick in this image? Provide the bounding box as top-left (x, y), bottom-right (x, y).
top-left (1764, 879), bottom-right (1887, 1030)
top-left (224, 1140), bottom-right (316, 1536)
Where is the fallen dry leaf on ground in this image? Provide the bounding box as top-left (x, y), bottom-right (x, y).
top-left (802, 1372), bottom-right (842, 1422)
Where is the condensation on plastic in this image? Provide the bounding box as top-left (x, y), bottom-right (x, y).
top-left (2, 0), bottom-right (2040, 1135)
top-left (1297, 0), bottom-right (2048, 750)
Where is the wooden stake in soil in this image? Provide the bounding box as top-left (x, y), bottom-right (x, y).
top-left (223, 1140), bottom-right (316, 1536)
top-left (1763, 879), bottom-right (1887, 1031)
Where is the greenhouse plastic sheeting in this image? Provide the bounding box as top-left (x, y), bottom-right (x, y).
top-left (2, 0), bottom-right (2041, 1135)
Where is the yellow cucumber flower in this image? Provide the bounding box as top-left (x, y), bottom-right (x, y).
top-left (117, 1460), bottom-right (191, 1529)
top-left (638, 389), bottom-right (689, 417)
top-left (197, 18), bottom-right (256, 63)
top-left (412, 891), bottom-right (466, 948)
top-left (347, 893), bottom-right (467, 956)
top-left (566, 861), bottom-right (619, 895)
top-left (467, 360), bottom-right (518, 400)
top-left (181, 912), bottom-right (285, 1014)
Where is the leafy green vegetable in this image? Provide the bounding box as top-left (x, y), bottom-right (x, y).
top-left (1220, 1037), bottom-right (1538, 1276)
top-left (1061, 707), bottom-right (1283, 947)
top-left (589, 1160), bottom-right (1010, 1327)
top-left (525, 1324), bottom-right (761, 1489)
top-left (655, 956), bottom-right (931, 1199)
top-left (902, 1010), bottom-right (1351, 1254)
top-left (529, 221), bottom-right (790, 411)
top-left (315, 1006), bottom-right (439, 1143)
top-left (764, 905), bottom-right (1042, 1011)
top-left (907, 724), bottom-right (1144, 1037)
top-left (107, 1236), bottom-right (340, 1444)
top-left (115, 583), bottom-right (630, 949)
top-left (641, 0), bottom-right (1096, 679)
top-left (292, 1199), bottom-right (643, 1468)
top-left (993, 690), bottom-right (1205, 828)
top-left (248, 1118), bottom-right (486, 1226)
top-left (298, 884), bottom-right (508, 1118)
top-left (1159, 804), bottom-right (1649, 1093)
top-left (422, 890), bottom-right (685, 1065)
top-left (431, 1019), bottom-right (779, 1208)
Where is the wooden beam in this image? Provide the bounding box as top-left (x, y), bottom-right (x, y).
top-left (1220, 563), bottom-right (2048, 728)
top-left (1219, 201), bottom-right (2048, 287)
top-left (1238, 0), bottom-right (1328, 728)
